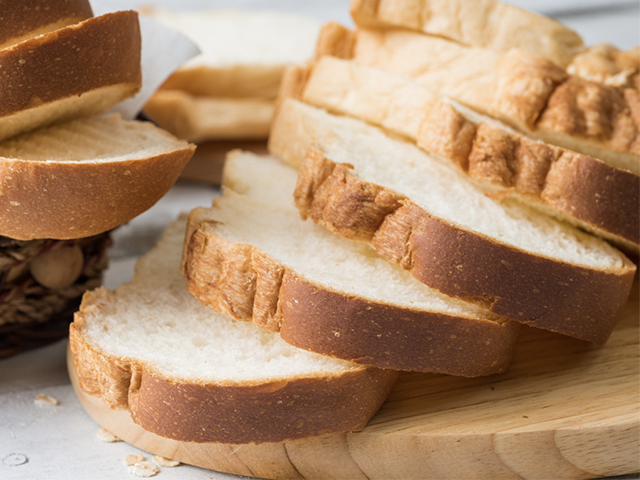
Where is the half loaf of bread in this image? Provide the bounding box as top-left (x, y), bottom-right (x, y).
top-left (269, 99), bottom-right (636, 345)
top-left (182, 151), bottom-right (520, 376)
top-left (0, 114), bottom-right (194, 240)
top-left (0, 10), bottom-right (142, 142)
top-left (284, 56), bottom-right (639, 255)
top-left (70, 214), bottom-right (397, 444)
top-left (349, 0), bottom-right (584, 67)
top-left (315, 24), bottom-right (639, 174)
top-left (0, 0), bottom-right (93, 50)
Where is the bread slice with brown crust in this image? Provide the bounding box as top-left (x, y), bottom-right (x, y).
top-left (70, 214), bottom-right (398, 444)
top-left (349, 0), bottom-right (584, 67)
top-left (268, 99), bottom-right (636, 345)
top-left (0, 0), bottom-right (94, 50)
top-left (0, 114), bottom-right (195, 240)
top-left (0, 10), bottom-right (141, 142)
top-left (314, 23), bottom-right (639, 174)
top-left (282, 56), bottom-right (639, 255)
top-left (182, 151), bottom-right (520, 376)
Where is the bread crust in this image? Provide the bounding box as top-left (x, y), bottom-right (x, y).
top-left (0, 0), bottom-right (94, 49)
top-left (317, 26), bottom-right (640, 171)
top-left (182, 207), bottom-right (520, 376)
top-left (0, 133), bottom-right (195, 240)
top-left (292, 57), bottom-right (639, 253)
top-left (293, 147), bottom-right (635, 345)
top-left (0, 11), bottom-right (141, 141)
top-left (70, 288), bottom-right (398, 444)
top-left (349, 0), bottom-right (584, 67)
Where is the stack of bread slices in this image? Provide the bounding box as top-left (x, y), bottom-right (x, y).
top-left (0, 1), bottom-right (195, 356)
top-left (69, 0), bottom-right (638, 460)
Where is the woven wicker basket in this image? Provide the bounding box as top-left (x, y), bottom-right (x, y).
top-left (0, 233), bottom-right (111, 358)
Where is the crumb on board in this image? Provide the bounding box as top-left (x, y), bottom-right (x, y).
top-left (128, 461), bottom-right (160, 477)
top-left (96, 428), bottom-right (121, 443)
top-left (34, 394), bottom-right (59, 406)
top-left (152, 455), bottom-right (181, 467)
top-left (124, 454), bottom-right (146, 466)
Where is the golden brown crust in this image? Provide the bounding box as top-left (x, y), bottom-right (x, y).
top-left (181, 206), bottom-right (520, 376)
top-left (0, 11), bottom-right (141, 140)
top-left (0, 142), bottom-right (195, 240)
top-left (70, 290), bottom-right (399, 444)
top-left (0, 0), bottom-right (94, 49)
top-left (295, 147), bottom-right (636, 344)
top-left (314, 22), bottom-right (356, 61)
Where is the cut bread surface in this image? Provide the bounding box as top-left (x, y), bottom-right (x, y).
top-left (143, 8), bottom-right (321, 98)
top-left (183, 151), bottom-right (520, 375)
top-left (291, 56), bottom-right (639, 253)
top-left (268, 100), bottom-right (636, 344)
top-left (0, 10), bottom-right (142, 142)
top-left (0, 114), bottom-right (195, 240)
top-left (71, 215), bottom-right (397, 444)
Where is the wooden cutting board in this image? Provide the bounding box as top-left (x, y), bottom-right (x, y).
top-left (68, 281), bottom-right (639, 480)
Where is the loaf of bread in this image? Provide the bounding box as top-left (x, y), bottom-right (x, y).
top-left (0, 0), bottom-right (93, 49)
top-left (284, 56), bottom-right (639, 255)
top-left (70, 214), bottom-right (397, 444)
top-left (315, 24), bottom-right (639, 174)
top-left (269, 99), bottom-right (636, 344)
top-left (349, 0), bottom-right (584, 67)
top-left (0, 114), bottom-right (194, 240)
top-left (182, 151), bottom-right (520, 376)
top-left (0, 10), bottom-right (142, 142)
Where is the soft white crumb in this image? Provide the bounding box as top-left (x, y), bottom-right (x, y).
top-left (34, 394), bottom-right (59, 406)
top-left (96, 428), bottom-right (121, 443)
top-left (128, 461), bottom-right (160, 477)
top-left (152, 455), bottom-right (180, 467)
top-left (124, 454), bottom-right (145, 466)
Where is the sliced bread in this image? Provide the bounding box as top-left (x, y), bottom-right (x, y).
top-left (141, 8), bottom-right (322, 99)
top-left (0, 114), bottom-right (194, 240)
top-left (349, 0), bottom-right (584, 67)
top-left (70, 214), bottom-right (397, 444)
top-left (268, 99), bottom-right (636, 345)
top-left (0, 0), bottom-right (93, 50)
top-left (143, 90), bottom-right (274, 142)
top-left (284, 56), bottom-right (639, 255)
top-left (182, 151), bottom-right (520, 376)
top-left (315, 24), bottom-right (639, 174)
top-left (0, 10), bottom-right (141, 142)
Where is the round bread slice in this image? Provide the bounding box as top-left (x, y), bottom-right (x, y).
top-left (0, 114), bottom-right (195, 240)
top-left (70, 215), bottom-right (398, 444)
top-left (0, 0), bottom-right (94, 50)
top-left (0, 10), bottom-right (141, 142)
top-left (182, 151), bottom-right (520, 376)
top-left (268, 99), bottom-right (636, 345)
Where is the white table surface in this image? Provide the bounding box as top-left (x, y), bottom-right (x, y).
top-left (1, 1), bottom-right (639, 479)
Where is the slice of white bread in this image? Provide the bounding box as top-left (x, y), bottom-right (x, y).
top-left (143, 90), bottom-right (274, 142)
top-left (568, 44), bottom-right (640, 90)
top-left (269, 99), bottom-right (636, 345)
top-left (0, 114), bottom-right (195, 240)
top-left (315, 24), bottom-right (640, 174)
top-left (0, 0), bottom-right (93, 50)
top-left (141, 8), bottom-right (322, 99)
top-left (182, 151), bottom-right (520, 376)
top-left (70, 214), bottom-right (398, 444)
top-left (349, 0), bottom-right (584, 67)
top-left (284, 56), bottom-right (639, 255)
top-left (0, 11), bottom-right (141, 142)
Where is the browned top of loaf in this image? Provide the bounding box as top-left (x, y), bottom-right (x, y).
top-left (0, 0), bottom-right (94, 49)
top-left (182, 211), bottom-right (520, 376)
top-left (293, 147), bottom-right (636, 345)
top-left (0, 10), bottom-right (141, 118)
top-left (69, 290), bottom-right (398, 444)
